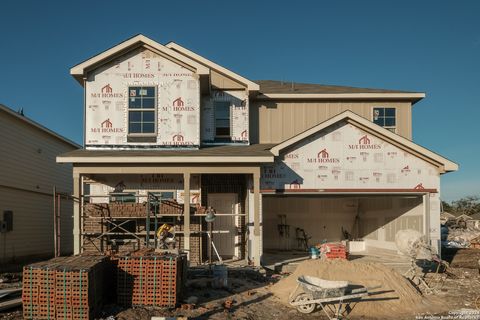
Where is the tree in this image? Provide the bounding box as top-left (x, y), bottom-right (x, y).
top-left (449, 195), bottom-right (480, 216)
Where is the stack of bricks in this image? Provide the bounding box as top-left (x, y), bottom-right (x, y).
top-left (22, 255), bottom-right (109, 320)
top-left (117, 251), bottom-right (187, 308)
top-left (318, 243), bottom-right (349, 260)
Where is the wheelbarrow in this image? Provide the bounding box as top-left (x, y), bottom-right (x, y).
top-left (289, 275), bottom-right (380, 320)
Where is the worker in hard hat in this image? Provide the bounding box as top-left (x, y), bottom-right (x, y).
top-left (156, 223), bottom-right (175, 249)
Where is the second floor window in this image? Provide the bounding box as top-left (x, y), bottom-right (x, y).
top-left (214, 101), bottom-right (231, 140)
top-left (373, 107), bottom-right (396, 132)
top-left (128, 86), bottom-right (156, 135)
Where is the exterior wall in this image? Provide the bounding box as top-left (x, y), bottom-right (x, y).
top-left (85, 47), bottom-right (200, 148)
top-left (261, 122), bottom-right (440, 191)
top-left (250, 100), bottom-right (412, 143)
top-left (0, 110), bottom-right (75, 264)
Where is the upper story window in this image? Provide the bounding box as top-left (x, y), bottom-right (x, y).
top-left (128, 86), bottom-right (156, 135)
top-left (214, 101), bottom-right (231, 141)
top-left (373, 107), bottom-right (396, 132)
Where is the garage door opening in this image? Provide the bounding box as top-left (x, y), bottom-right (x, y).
top-left (262, 194), bottom-right (425, 263)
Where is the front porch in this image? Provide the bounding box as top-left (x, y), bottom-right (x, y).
top-left (71, 164), bottom-right (263, 266)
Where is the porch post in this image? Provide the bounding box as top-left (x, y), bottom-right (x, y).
top-left (73, 173), bottom-right (81, 255)
top-left (423, 193), bottom-right (431, 243)
top-left (183, 173), bottom-right (191, 257)
top-left (253, 170), bottom-right (261, 266)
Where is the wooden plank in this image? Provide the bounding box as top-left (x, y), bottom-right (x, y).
top-left (0, 297), bottom-right (22, 311)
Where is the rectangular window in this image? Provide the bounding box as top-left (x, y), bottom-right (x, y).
top-left (128, 86), bottom-right (156, 135)
top-left (214, 101), bottom-right (231, 140)
top-left (373, 107), bottom-right (396, 132)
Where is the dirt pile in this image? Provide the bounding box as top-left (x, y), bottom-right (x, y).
top-left (270, 259), bottom-right (443, 318)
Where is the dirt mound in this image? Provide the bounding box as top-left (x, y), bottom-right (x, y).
top-left (270, 259), bottom-right (442, 318)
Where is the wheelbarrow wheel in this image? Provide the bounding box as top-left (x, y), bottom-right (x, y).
top-left (294, 293), bottom-right (315, 314)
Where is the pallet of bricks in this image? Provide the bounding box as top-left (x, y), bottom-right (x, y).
top-left (318, 242), bottom-right (349, 260)
top-left (117, 250), bottom-right (187, 308)
top-left (22, 255), bottom-right (109, 320)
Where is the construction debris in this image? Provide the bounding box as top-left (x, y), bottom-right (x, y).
top-left (317, 243), bottom-right (348, 260)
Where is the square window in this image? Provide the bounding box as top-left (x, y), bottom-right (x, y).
top-left (372, 107), bottom-right (396, 131)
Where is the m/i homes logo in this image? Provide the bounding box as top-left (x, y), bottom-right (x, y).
top-left (348, 135), bottom-right (381, 150)
top-left (90, 84), bottom-right (124, 98)
top-left (90, 118), bottom-right (124, 133)
top-left (307, 148), bottom-right (340, 163)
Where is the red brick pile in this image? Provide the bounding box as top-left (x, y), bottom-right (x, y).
top-left (318, 243), bottom-right (349, 260)
top-left (116, 252), bottom-right (187, 308)
top-left (22, 255), bottom-right (109, 320)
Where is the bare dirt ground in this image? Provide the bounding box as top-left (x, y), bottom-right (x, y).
top-left (2, 249), bottom-right (480, 320)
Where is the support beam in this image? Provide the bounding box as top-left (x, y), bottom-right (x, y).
top-left (183, 173), bottom-right (191, 258)
top-left (73, 174), bottom-right (81, 255)
top-left (253, 170), bottom-right (261, 266)
top-left (423, 193), bottom-right (431, 243)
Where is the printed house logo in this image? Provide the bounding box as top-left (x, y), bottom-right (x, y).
top-left (91, 83), bottom-right (123, 98)
top-left (401, 165), bottom-right (411, 175)
top-left (414, 183), bottom-right (425, 190)
top-left (348, 134), bottom-right (381, 150)
top-left (359, 135), bottom-right (370, 144)
top-left (318, 148), bottom-right (329, 159)
top-left (102, 84), bottom-right (113, 94)
top-left (289, 179), bottom-right (301, 189)
top-left (101, 118), bottom-right (113, 128)
top-left (173, 97), bottom-right (184, 107)
top-left (173, 134), bottom-right (184, 142)
top-left (307, 148), bottom-right (340, 163)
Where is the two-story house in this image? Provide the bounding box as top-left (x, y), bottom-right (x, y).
top-left (58, 34), bottom-right (457, 266)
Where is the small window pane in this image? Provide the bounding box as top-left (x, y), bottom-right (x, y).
top-left (373, 108), bottom-right (384, 117)
top-left (143, 111), bottom-right (155, 122)
top-left (145, 87), bottom-right (155, 97)
top-left (384, 117), bottom-right (396, 127)
top-left (129, 111), bottom-right (141, 122)
top-left (373, 118), bottom-right (384, 126)
top-left (142, 98), bottom-right (155, 108)
top-left (143, 123), bottom-right (155, 133)
top-left (385, 108), bottom-right (396, 117)
top-left (130, 88), bottom-right (140, 97)
top-left (129, 122), bottom-right (141, 133)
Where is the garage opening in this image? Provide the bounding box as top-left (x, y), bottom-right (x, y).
top-left (262, 194), bottom-right (425, 259)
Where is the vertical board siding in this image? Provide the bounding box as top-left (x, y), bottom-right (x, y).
top-left (0, 110), bottom-right (76, 263)
top-left (251, 101), bottom-right (412, 143)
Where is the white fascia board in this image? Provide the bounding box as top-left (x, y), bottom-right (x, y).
top-left (166, 42), bottom-right (260, 91)
top-left (270, 110), bottom-right (458, 173)
top-left (70, 35), bottom-right (209, 78)
top-left (56, 155), bottom-right (274, 164)
top-left (255, 92), bottom-right (426, 100)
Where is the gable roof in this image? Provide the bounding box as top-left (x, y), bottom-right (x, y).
top-left (166, 42), bottom-right (260, 91)
top-left (70, 34), bottom-right (209, 84)
top-left (255, 80), bottom-right (425, 103)
top-left (0, 104), bottom-right (80, 148)
top-left (270, 110), bottom-right (458, 173)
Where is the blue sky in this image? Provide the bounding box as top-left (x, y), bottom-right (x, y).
top-left (0, 0), bottom-right (478, 202)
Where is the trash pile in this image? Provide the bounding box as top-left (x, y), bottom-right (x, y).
top-left (441, 218), bottom-right (480, 249)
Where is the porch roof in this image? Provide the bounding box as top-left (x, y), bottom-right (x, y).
top-left (57, 144), bottom-right (276, 164)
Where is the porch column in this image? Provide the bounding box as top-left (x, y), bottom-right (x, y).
top-left (73, 173), bottom-right (81, 255)
top-left (423, 193), bottom-right (431, 243)
top-left (183, 173), bottom-right (191, 257)
top-left (253, 170), bottom-right (261, 266)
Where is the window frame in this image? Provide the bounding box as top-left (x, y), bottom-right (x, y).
top-left (372, 107), bottom-right (396, 133)
top-left (127, 86), bottom-right (157, 136)
top-left (213, 101), bottom-right (232, 141)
